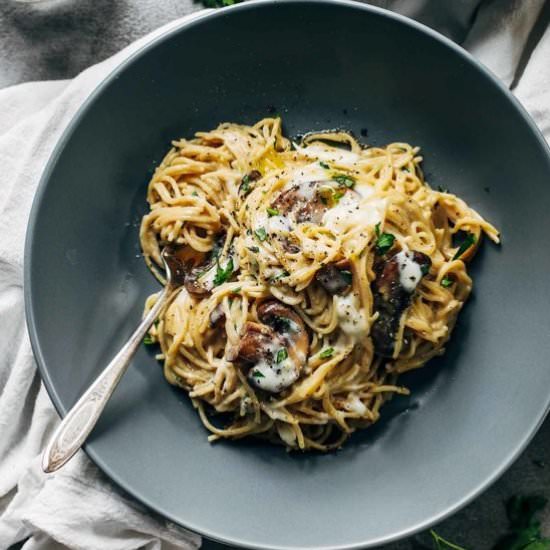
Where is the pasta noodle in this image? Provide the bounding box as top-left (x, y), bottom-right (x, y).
top-left (139, 117), bottom-right (499, 451)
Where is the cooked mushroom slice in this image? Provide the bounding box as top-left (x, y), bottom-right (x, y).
top-left (236, 322), bottom-right (274, 364)
top-left (234, 300), bottom-right (309, 393)
top-left (257, 300), bottom-right (309, 365)
top-left (371, 249), bottom-right (431, 358)
top-left (272, 181), bottom-right (360, 224)
top-left (209, 303), bottom-right (225, 328)
top-left (180, 233), bottom-right (229, 295)
top-left (315, 260), bottom-right (352, 295)
top-left (272, 180), bottom-right (330, 224)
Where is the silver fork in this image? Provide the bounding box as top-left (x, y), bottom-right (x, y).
top-left (41, 247), bottom-right (184, 473)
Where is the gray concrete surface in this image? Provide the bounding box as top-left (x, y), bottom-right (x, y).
top-left (1, 1), bottom-right (548, 548)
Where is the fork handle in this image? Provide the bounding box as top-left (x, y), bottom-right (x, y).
top-left (41, 287), bottom-right (169, 473)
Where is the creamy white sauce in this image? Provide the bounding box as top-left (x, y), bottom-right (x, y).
top-left (334, 293), bottom-right (368, 342)
top-left (345, 393), bottom-right (367, 416)
top-left (354, 183), bottom-right (376, 199)
top-left (248, 341), bottom-right (299, 393)
top-left (249, 356), bottom-right (299, 393)
top-left (289, 162), bottom-right (329, 187)
top-left (293, 143), bottom-right (360, 165)
top-left (322, 194), bottom-right (386, 234)
top-left (267, 215), bottom-right (293, 235)
top-left (394, 250), bottom-right (423, 292)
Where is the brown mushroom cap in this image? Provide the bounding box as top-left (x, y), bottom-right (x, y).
top-left (234, 300), bottom-right (309, 393)
top-left (257, 300), bottom-right (308, 364)
top-left (235, 322), bottom-right (274, 365)
top-left (371, 250), bottom-right (431, 358)
top-left (315, 259), bottom-right (352, 295)
top-left (169, 233), bottom-right (228, 295)
top-left (272, 180), bottom-right (360, 225)
top-left (271, 180), bottom-right (330, 224)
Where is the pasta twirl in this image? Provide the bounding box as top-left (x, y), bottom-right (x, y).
top-left (139, 118), bottom-right (499, 451)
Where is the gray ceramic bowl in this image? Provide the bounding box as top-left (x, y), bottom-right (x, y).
top-left (25, 1), bottom-right (550, 548)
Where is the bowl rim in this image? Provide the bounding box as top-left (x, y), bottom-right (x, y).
top-left (24, 1), bottom-right (550, 548)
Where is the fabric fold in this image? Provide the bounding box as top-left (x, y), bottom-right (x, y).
top-left (0, 3), bottom-right (547, 549)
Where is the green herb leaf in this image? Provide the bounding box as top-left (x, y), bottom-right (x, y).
top-left (333, 191), bottom-right (345, 203)
top-left (252, 370), bottom-right (265, 378)
top-left (319, 161), bottom-right (330, 169)
top-left (375, 229), bottom-right (395, 255)
top-left (255, 227), bottom-right (268, 242)
top-left (201, 0), bottom-right (240, 8)
top-left (333, 174), bottom-right (356, 188)
top-left (231, 287), bottom-right (242, 294)
top-left (452, 233), bottom-right (476, 261)
top-left (437, 185), bottom-right (449, 193)
top-left (191, 190), bottom-right (199, 197)
top-left (320, 347), bottom-right (334, 359)
top-left (213, 258), bottom-right (234, 286)
top-left (240, 174), bottom-right (254, 196)
top-left (276, 348), bottom-right (288, 363)
top-left (143, 334), bottom-right (154, 345)
top-left (247, 246), bottom-right (260, 253)
top-left (375, 222), bottom-right (381, 238)
top-left (507, 496), bottom-right (548, 531)
top-left (269, 270), bottom-right (289, 283)
top-left (429, 530), bottom-right (467, 550)
top-left (340, 270), bottom-right (353, 285)
top-left (266, 207), bottom-right (280, 217)
top-left (522, 540), bottom-right (550, 550)
top-left (441, 275), bottom-right (454, 288)
top-left (493, 495), bottom-right (550, 550)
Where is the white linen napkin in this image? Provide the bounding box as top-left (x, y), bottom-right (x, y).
top-left (0, 2), bottom-right (547, 549)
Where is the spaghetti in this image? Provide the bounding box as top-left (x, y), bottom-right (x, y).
top-left (139, 117), bottom-right (499, 451)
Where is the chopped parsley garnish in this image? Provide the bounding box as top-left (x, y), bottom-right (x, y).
top-left (254, 227), bottom-right (268, 242)
top-left (213, 258), bottom-right (234, 286)
top-left (420, 263), bottom-right (430, 276)
top-left (252, 370), bottom-right (265, 379)
top-left (452, 233), bottom-right (476, 260)
top-left (319, 161), bottom-right (330, 169)
top-left (191, 190), bottom-right (199, 197)
top-left (231, 287), bottom-right (242, 294)
top-left (333, 174), bottom-right (356, 188)
top-left (441, 275), bottom-right (454, 288)
top-left (143, 334), bottom-right (154, 345)
top-left (240, 174), bottom-right (254, 196)
top-left (333, 190), bottom-right (345, 202)
top-left (266, 207), bottom-right (279, 217)
top-left (247, 246), bottom-right (259, 253)
top-left (269, 270), bottom-right (289, 283)
top-left (340, 270), bottom-right (353, 285)
top-left (437, 185), bottom-right (448, 193)
top-left (374, 223), bottom-right (395, 255)
top-left (320, 347), bottom-right (334, 359)
top-left (276, 348), bottom-right (288, 363)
